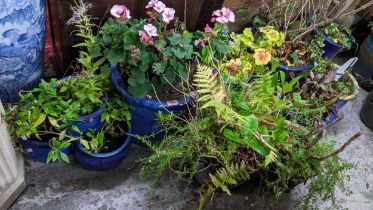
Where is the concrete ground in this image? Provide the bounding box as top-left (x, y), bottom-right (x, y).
top-left (9, 89), bottom-right (373, 210)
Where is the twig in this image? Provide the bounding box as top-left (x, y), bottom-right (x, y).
top-left (312, 131), bottom-right (362, 160)
top-left (291, 1), bottom-right (373, 40)
top-left (253, 132), bottom-right (279, 154)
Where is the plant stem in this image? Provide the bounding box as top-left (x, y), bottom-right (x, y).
top-left (312, 131), bottom-right (362, 160)
top-left (290, 1), bottom-right (373, 40)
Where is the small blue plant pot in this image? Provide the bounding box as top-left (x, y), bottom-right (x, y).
top-left (59, 76), bottom-right (109, 136)
top-left (73, 128), bottom-right (132, 171)
top-left (110, 65), bottom-right (194, 144)
top-left (68, 92), bottom-right (108, 136)
top-left (18, 137), bottom-right (72, 163)
top-left (319, 31), bottom-right (354, 58)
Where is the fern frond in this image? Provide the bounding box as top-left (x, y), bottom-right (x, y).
top-left (265, 151), bottom-right (278, 167)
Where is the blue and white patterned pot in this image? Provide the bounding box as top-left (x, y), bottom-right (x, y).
top-left (0, 0), bottom-right (46, 103)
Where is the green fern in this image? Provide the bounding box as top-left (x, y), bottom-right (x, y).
top-left (264, 151), bottom-right (278, 167)
top-left (194, 64), bottom-right (226, 103)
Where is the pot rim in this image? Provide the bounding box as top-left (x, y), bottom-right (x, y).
top-left (317, 29), bottom-right (353, 49)
top-left (75, 126), bottom-right (132, 158)
top-left (277, 63), bottom-right (315, 72)
top-left (110, 65), bottom-right (195, 111)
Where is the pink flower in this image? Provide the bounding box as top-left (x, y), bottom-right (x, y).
top-left (211, 7), bottom-right (235, 24)
top-left (139, 30), bottom-right (154, 45)
top-left (110, 5), bottom-right (126, 18)
top-left (153, 1), bottom-right (166, 13)
top-left (146, 0), bottom-right (158, 9)
top-left (144, 24), bottom-right (158, 37)
top-left (162, 7), bottom-right (175, 24)
top-left (110, 4), bottom-right (131, 20)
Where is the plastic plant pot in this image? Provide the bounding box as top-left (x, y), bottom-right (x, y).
top-left (110, 65), bottom-right (194, 143)
top-left (360, 91), bottom-right (373, 129)
top-left (74, 127), bottom-right (132, 171)
top-left (18, 136), bottom-right (72, 163)
top-left (277, 63), bottom-right (314, 76)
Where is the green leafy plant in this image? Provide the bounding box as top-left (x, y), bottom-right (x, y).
top-left (97, 2), bottom-right (195, 98)
top-left (320, 22), bottom-right (354, 49)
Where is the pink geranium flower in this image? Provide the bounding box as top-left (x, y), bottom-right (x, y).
top-left (211, 7), bottom-right (235, 24)
top-left (110, 4), bottom-right (131, 20)
top-left (146, 0), bottom-right (158, 9)
top-left (144, 24), bottom-right (158, 37)
top-left (110, 5), bottom-right (126, 18)
top-left (153, 1), bottom-right (166, 13)
top-left (162, 8), bottom-right (175, 24)
top-left (139, 30), bottom-right (154, 45)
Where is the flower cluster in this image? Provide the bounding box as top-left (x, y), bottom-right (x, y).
top-left (211, 7), bottom-right (235, 24)
top-left (110, 4), bottom-right (131, 20)
top-left (146, 0), bottom-right (175, 24)
top-left (139, 24), bottom-right (158, 45)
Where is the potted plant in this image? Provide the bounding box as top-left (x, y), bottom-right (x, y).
top-left (4, 80), bottom-right (75, 163)
top-left (74, 93), bottom-right (132, 171)
top-left (317, 22), bottom-right (355, 58)
top-left (97, 1), bottom-right (206, 141)
top-left (138, 18), bottom-right (360, 209)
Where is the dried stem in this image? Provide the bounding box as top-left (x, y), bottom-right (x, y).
top-left (312, 131), bottom-right (362, 160)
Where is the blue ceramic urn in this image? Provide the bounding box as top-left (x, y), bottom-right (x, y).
top-left (0, 0), bottom-right (46, 103)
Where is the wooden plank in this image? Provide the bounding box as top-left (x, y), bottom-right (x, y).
top-left (0, 101), bottom-right (26, 210)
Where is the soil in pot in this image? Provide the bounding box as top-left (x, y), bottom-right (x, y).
top-left (100, 123), bottom-right (127, 153)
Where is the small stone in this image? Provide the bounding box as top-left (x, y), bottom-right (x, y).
top-left (244, 196), bottom-right (248, 200)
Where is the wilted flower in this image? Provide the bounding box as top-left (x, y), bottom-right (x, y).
top-left (204, 24), bottom-right (216, 35)
top-left (162, 7), bottom-right (175, 23)
top-left (253, 48), bottom-right (271, 65)
top-left (153, 1), bottom-right (166, 13)
top-left (211, 7), bottom-right (235, 24)
top-left (144, 24), bottom-right (158, 37)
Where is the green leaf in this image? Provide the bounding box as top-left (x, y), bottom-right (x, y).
top-left (60, 152), bottom-right (70, 163)
top-left (80, 139), bottom-right (90, 150)
top-left (33, 114), bottom-right (46, 128)
top-left (223, 128), bottom-right (241, 143)
top-left (248, 139), bottom-right (270, 156)
top-left (171, 47), bottom-right (186, 59)
top-left (48, 116), bottom-right (60, 128)
top-left (290, 52), bottom-right (301, 65)
top-left (244, 115), bottom-right (258, 132)
top-left (106, 49), bottom-right (125, 65)
top-left (152, 62), bottom-right (166, 75)
top-left (59, 129), bottom-right (67, 140)
top-left (168, 33), bottom-right (182, 45)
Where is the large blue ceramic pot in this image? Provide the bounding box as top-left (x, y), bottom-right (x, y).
top-left (74, 127), bottom-right (132, 171)
top-left (110, 65), bottom-right (194, 143)
top-left (0, 0), bottom-right (46, 103)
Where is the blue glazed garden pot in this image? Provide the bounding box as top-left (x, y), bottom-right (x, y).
top-left (18, 136), bottom-right (72, 163)
top-left (59, 76), bottom-right (109, 136)
top-left (67, 92), bottom-right (108, 136)
top-left (324, 100), bottom-right (349, 125)
top-left (74, 127), bottom-right (132, 171)
top-left (110, 65), bottom-right (194, 143)
top-left (0, 0), bottom-right (46, 103)
top-left (277, 63), bottom-right (314, 73)
top-left (319, 31), bottom-right (354, 58)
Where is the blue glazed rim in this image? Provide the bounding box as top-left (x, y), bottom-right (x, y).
top-left (277, 63), bottom-right (314, 72)
top-left (19, 137), bottom-right (50, 147)
top-left (75, 126), bottom-right (132, 158)
top-left (110, 65), bottom-right (195, 111)
top-left (318, 29), bottom-right (353, 49)
top-left (59, 76), bottom-right (109, 121)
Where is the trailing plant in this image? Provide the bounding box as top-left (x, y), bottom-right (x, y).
top-left (97, 1), bottom-right (197, 98)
